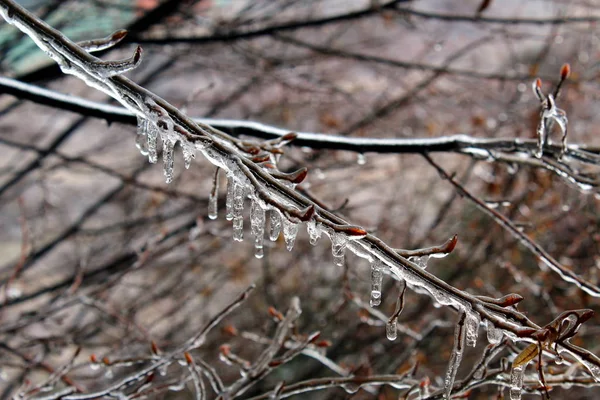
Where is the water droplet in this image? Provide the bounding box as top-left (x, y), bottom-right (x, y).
top-left (386, 318), bottom-right (397, 340)
top-left (357, 153), bottom-right (366, 165)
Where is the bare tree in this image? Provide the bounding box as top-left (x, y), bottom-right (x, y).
top-left (1, 0), bottom-right (600, 399)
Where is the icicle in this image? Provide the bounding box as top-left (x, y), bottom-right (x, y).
top-left (509, 365), bottom-right (525, 400)
top-left (135, 133), bottom-right (148, 156)
top-left (226, 177), bottom-right (234, 221)
top-left (162, 137), bottom-right (176, 184)
top-left (270, 210), bottom-right (282, 241)
top-left (182, 142), bottom-right (195, 169)
top-left (208, 171), bottom-right (219, 220)
top-left (250, 200), bottom-right (266, 259)
top-left (306, 220), bottom-right (321, 245)
top-left (232, 182), bottom-right (245, 242)
top-left (146, 122), bottom-right (159, 164)
top-left (136, 117), bottom-right (149, 156)
top-left (464, 311), bottom-right (480, 347)
top-left (370, 258), bottom-right (383, 307)
top-left (386, 318), bottom-right (397, 341)
top-left (444, 313), bottom-right (466, 399)
top-left (282, 217), bottom-right (299, 251)
top-left (486, 320), bottom-right (503, 344)
top-left (331, 232), bottom-right (347, 267)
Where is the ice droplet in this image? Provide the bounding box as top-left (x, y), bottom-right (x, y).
top-left (370, 259), bottom-right (383, 307)
top-left (270, 210), bottom-right (282, 241)
top-left (232, 181), bottom-right (245, 242)
top-left (444, 314), bottom-right (466, 399)
top-left (357, 153), bottom-right (366, 165)
top-left (282, 217), bottom-right (299, 251)
top-left (331, 232), bottom-right (347, 267)
top-left (386, 318), bottom-right (397, 341)
top-left (464, 311), bottom-right (480, 347)
top-left (486, 320), bottom-right (503, 344)
top-left (409, 255), bottom-right (430, 268)
top-left (509, 365), bottom-right (524, 400)
top-left (306, 220), bottom-right (321, 245)
top-left (251, 200), bottom-right (266, 259)
top-left (162, 137), bottom-right (176, 184)
top-left (341, 382), bottom-right (360, 394)
top-left (226, 177), bottom-right (234, 221)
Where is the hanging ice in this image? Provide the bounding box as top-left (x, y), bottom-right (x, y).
top-left (535, 93), bottom-right (568, 159)
top-left (270, 210), bottom-right (282, 241)
top-left (232, 182), bottom-right (245, 242)
top-left (208, 176), bottom-right (219, 221)
top-left (306, 220), bottom-right (321, 246)
top-left (409, 255), bottom-right (430, 269)
top-left (147, 122), bottom-right (159, 164)
top-left (162, 137), bottom-right (176, 184)
top-left (135, 117), bottom-right (149, 156)
top-left (509, 365), bottom-right (525, 400)
top-left (486, 320), bottom-right (503, 345)
top-left (181, 142), bottom-right (195, 169)
top-left (331, 232), bottom-right (347, 267)
top-left (370, 259), bottom-right (383, 307)
top-left (282, 217), bottom-right (299, 251)
top-left (250, 200), bottom-right (266, 259)
top-left (226, 177), bottom-right (234, 221)
top-left (386, 318), bottom-right (397, 341)
top-left (464, 311), bottom-right (480, 347)
top-left (444, 313), bottom-right (466, 400)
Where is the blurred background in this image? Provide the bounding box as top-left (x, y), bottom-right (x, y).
top-left (1, 0), bottom-right (600, 398)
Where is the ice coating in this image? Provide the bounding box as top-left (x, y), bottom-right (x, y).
top-left (444, 314), bottom-right (466, 399)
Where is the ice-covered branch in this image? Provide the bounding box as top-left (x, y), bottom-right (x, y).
top-left (1, 2), bottom-right (598, 398)
top-left (1, 76), bottom-right (599, 191)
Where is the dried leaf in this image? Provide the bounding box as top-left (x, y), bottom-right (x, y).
top-left (514, 343), bottom-right (539, 368)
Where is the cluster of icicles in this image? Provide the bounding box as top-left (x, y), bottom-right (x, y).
top-left (130, 97), bottom-right (596, 400)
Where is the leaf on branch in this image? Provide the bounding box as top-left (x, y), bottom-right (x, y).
top-left (513, 343), bottom-right (539, 369)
